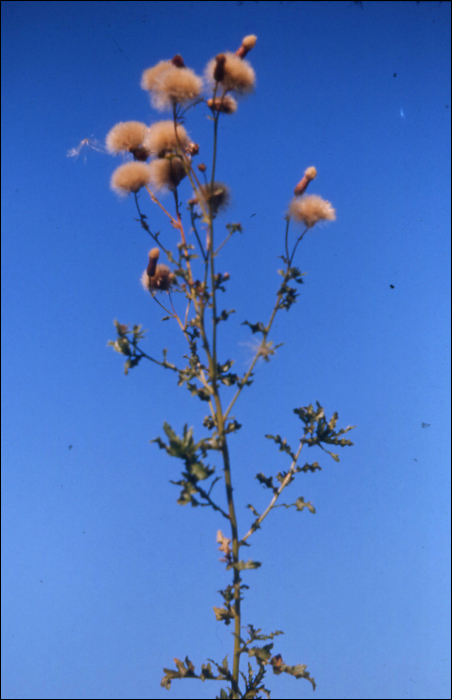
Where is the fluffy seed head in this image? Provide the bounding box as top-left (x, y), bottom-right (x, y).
top-left (148, 157), bottom-right (187, 191)
top-left (195, 182), bottom-right (230, 216)
top-left (205, 52), bottom-right (255, 94)
top-left (143, 121), bottom-right (190, 157)
top-left (289, 195), bottom-right (336, 228)
top-left (141, 264), bottom-right (175, 292)
top-left (110, 162), bottom-right (151, 195)
top-left (207, 95), bottom-right (237, 114)
top-left (106, 122), bottom-right (149, 159)
top-left (141, 61), bottom-right (202, 111)
top-left (141, 61), bottom-right (173, 91)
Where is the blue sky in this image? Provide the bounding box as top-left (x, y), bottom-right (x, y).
top-left (1, 2), bottom-right (450, 699)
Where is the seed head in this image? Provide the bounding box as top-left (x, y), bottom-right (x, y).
top-left (205, 52), bottom-right (255, 94)
top-left (194, 182), bottom-right (230, 216)
top-left (141, 60), bottom-right (202, 111)
top-left (105, 122), bottom-right (149, 160)
top-left (141, 264), bottom-right (175, 292)
top-left (148, 157), bottom-right (187, 191)
top-left (207, 95), bottom-right (237, 114)
top-left (143, 121), bottom-right (190, 157)
top-left (289, 195), bottom-right (336, 228)
top-left (110, 162), bottom-right (151, 195)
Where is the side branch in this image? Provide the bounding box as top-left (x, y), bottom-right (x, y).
top-left (240, 441), bottom-right (304, 545)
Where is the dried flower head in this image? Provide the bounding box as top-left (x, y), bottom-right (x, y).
top-left (143, 121), bottom-right (190, 157)
top-left (110, 162), bottom-right (151, 195)
top-left (207, 95), bottom-right (237, 114)
top-left (289, 195), bottom-right (336, 228)
top-left (141, 263), bottom-right (175, 292)
top-left (141, 60), bottom-right (202, 111)
top-left (294, 166), bottom-right (318, 196)
top-left (195, 182), bottom-right (230, 216)
top-left (205, 52), bottom-right (255, 94)
top-left (106, 121), bottom-right (150, 160)
top-left (148, 157), bottom-right (187, 191)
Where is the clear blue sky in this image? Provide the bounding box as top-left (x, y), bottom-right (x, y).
top-left (1, 2), bottom-right (450, 699)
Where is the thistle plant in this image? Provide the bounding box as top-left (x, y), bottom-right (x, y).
top-left (106, 35), bottom-right (354, 699)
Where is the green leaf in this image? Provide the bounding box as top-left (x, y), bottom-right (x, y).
top-left (242, 320), bottom-right (266, 335)
top-left (294, 497), bottom-right (316, 513)
top-left (227, 560), bottom-right (262, 571)
top-left (255, 472), bottom-right (275, 491)
top-left (213, 606), bottom-right (235, 625)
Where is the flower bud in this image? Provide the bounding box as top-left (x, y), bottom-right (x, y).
top-left (146, 248), bottom-right (160, 278)
top-left (171, 54), bottom-right (185, 68)
top-left (236, 34), bottom-right (257, 59)
top-left (213, 54), bottom-right (226, 82)
top-left (294, 166), bottom-right (317, 196)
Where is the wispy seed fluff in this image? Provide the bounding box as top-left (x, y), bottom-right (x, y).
top-left (148, 157), bottom-right (187, 191)
top-left (110, 162), bottom-right (151, 195)
top-left (141, 248), bottom-right (175, 292)
top-left (289, 195), bottom-right (336, 228)
top-left (205, 52), bottom-right (255, 94)
top-left (143, 121), bottom-right (190, 157)
top-left (141, 60), bottom-right (203, 111)
top-left (106, 121), bottom-right (150, 160)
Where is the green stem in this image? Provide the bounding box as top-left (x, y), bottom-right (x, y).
top-left (224, 224), bottom-right (308, 423)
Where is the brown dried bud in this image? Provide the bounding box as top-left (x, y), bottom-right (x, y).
top-left (171, 54), bottom-right (185, 68)
top-left (197, 163), bottom-right (206, 172)
top-left (185, 142), bottom-right (199, 156)
top-left (213, 54), bottom-right (226, 83)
